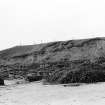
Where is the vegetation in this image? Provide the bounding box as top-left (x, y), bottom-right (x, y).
top-left (0, 78), bottom-right (4, 85)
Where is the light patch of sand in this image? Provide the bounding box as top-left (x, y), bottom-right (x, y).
top-left (0, 82), bottom-right (105, 105)
top-left (4, 79), bottom-right (26, 85)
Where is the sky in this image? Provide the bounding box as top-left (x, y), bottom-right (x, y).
top-left (0, 0), bottom-right (105, 50)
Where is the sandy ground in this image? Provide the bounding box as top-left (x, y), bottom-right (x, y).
top-left (0, 81), bottom-right (105, 105)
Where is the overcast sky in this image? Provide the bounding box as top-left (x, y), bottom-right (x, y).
top-left (0, 0), bottom-right (105, 50)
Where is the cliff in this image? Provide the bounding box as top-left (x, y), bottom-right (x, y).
top-left (0, 37), bottom-right (105, 84)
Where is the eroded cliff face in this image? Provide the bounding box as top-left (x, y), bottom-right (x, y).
top-left (0, 37), bottom-right (105, 84)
